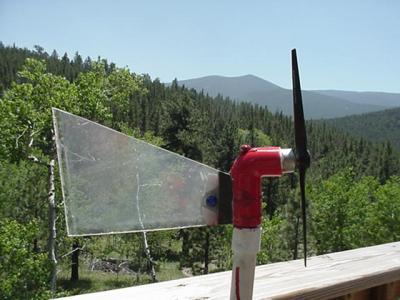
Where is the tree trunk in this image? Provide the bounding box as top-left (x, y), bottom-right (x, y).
top-left (266, 178), bottom-right (274, 220)
top-left (180, 229), bottom-right (190, 268)
top-left (48, 158), bottom-right (57, 292)
top-left (293, 215), bottom-right (300, 260)
top-left (71, 239), bottom-right (79, 282)
top-left (203, 231), bottom-right (210, 274)
top-left (33, 209), bottom-right (39, 252)
top-left (33, 238), bottom-right (39, 253)
top-left (142, 231), bottom-right (156, 282)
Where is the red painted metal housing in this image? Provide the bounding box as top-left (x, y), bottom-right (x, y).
top-left (230, 145), bottom-right (283, 228)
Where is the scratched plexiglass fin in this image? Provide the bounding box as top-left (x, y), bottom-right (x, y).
top-left (52, 108), bottom-right (224, 236)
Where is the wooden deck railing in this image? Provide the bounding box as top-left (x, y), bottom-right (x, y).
top-left (56, 242), bottom-right (400, 300)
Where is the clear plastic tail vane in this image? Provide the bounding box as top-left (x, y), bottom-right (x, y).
top-left (53, 109), bottom-right (232, 236)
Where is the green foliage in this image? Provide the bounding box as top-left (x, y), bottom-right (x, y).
top-left (0, 219), bottom-right (51, 300)
top-left (56, 261), bottom-right (184, 297)
top-left (258, 216), bottom-right (291, 264)
top-left (238, 128), bottom-right (272, 147)
top-left (119, 124), bottom-right (165, 147)
top-left (0, 58), bottom-right (78, 161)
top-left (344, 176), bottom-right (379, 248)
top-left (309, 170), bottom-right (400, 254)
top-left (106, 67), bottom-right (146, 126)
top-left (161, 92), bottom-right (203, 160)
top-left (74, 66), bottom-right (110, 122)
top-left (0, 161), bottom-right (49, 253)
top-left (309, 169), bottom-right (355, 253)
top-left (367, 176), bottom-right (400, 243)
top-left (176, 226), bottom-right (233, 275)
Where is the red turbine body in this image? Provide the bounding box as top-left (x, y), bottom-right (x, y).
top-left (230, 145), bottom-right (285, 228)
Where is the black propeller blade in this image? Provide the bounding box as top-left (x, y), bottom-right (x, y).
top-left (291, 49), bottom-right (311, 267)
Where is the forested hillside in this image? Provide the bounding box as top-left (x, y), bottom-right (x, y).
top-left (325, 107), bottom-right (400, 149)
top-left (1, 43), bottom-right (400, 299)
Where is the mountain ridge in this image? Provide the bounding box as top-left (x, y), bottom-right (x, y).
top-left (175, 75), bottom-right (400, 119)
top-left (313, 90), bottom-right (400, 107)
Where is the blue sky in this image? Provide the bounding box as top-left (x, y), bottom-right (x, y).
top-left (1, 0), bottom-right (399, 92)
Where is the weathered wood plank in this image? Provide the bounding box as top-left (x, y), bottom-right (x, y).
top-left (331, 280), bottom-right (400, 300)
top-left (56, 242), bottom-right (400, 300)
top-left (394, 281), bottom-right (400, 298)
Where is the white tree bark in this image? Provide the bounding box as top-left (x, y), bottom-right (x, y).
top-left (25, 127), bottom-right (58, 293)
top-left (142, 231), bottom-right (157, 282)
top-left (135, 172), bottom-right (157, 282)
top-left (48, 158), bottom-right (57, 292)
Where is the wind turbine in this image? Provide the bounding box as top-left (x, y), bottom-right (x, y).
top-left (53, 49), bottom-right (310, 300)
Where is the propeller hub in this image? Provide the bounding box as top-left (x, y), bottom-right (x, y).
top-left (281, 148), bottom-right (296, 173)
top-left (294, 149), bottom-right (311, 170)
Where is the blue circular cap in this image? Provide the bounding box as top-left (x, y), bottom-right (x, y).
top-left (206, 195), bottom-right (218, 207)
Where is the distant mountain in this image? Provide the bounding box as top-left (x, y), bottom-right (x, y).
top-left (176, 75), bottom-right (393, 119)
top-left (313, 90), bottom-right (400, 108)
top-left (325, 107), bottom-right (400, 149)
top-left (178, 74), bottom-right (281, 99)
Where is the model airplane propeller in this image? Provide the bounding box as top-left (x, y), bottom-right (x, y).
top-left (53, 49), bottom-right (310, 300)
top-left (292, 49), bottom-right (311, 267)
